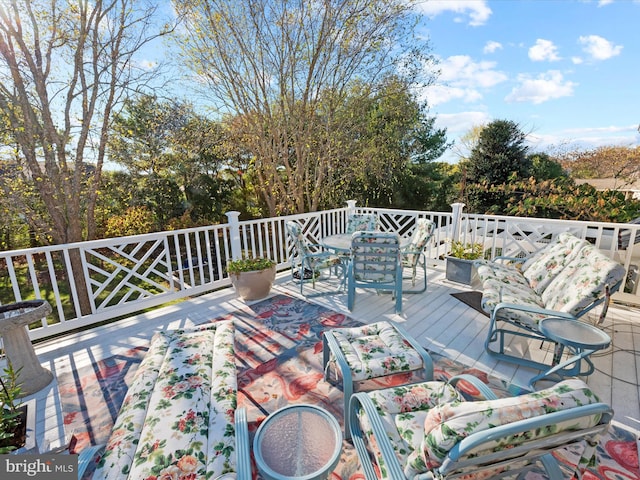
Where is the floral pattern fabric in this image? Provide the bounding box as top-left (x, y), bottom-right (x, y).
top-left (286, 221), bottom-right (343, 286)
top-left (476, 232), bottom-right (625, 328)
top-left (327, 321), bottom-right (426, 383)
top-left (355, 377), bottom-right (604, 479)
top-left (521, 232), bottom-right (590, 294)
top-left (59, 294), bottom-right (639, 480)
top-left (346, 213), bottom-right (378, 234)
top-left (401, 218), bottom-right (435, 269)
top-left (420, 378), bottom-right (602, 470)
top-left (350, 232), bottom-right (401, 283)
top-left (92, 321), bottom-right (238, 480)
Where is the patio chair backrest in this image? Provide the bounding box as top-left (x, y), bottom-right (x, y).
top-left (350, 231), bottom-right (401, 284)
top-left (404, 218), bottom-right (435, 267)
top-left (286, 221), bottom-right (312, 257)
top-left (346, 213), bottom-right (378, 234)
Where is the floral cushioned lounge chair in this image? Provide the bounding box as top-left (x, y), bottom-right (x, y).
top-left (349, 376), bottom-right (613, 480)
top-left (475, 231), bottom-right (625, 373)
top-left (92, 321), bottom-right (250, 480)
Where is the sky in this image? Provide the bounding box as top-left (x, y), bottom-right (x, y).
top-left (413, 0), bottom-right (640, 162)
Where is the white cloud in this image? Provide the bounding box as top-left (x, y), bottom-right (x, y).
top-left (571, 56), bottom-right (584, 65)
top-left (529, 125), bottom-right (638, 153)
top-left (598, 0), bottom-right (614, 6)
top-left (528, 39), bottom-right (561, 62)
top-left (416, 0), bottom-right (492, 26)
top-left (483, 41), bottom-right (503, 54)
top-left (562, 124), bottom-right (638, 136)
top-left (505, 71), bottom-right (576, 104)
top-left (138, 59), bottom-right (158, 70)
top-left (578, 35), bottom-right (623, 60)
top-left (421, 55), bottom-right (507, 107)
top-left (439, 55), bottom-right (508, 88)
top-left (420, 84), bottom-right (482, 107)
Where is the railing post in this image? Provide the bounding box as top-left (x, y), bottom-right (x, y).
top-left (346, 200), bottom-right (357, 215)
top-left (450, 202), bottom-right (465, 241)
top-left (226, 211), bottom-right (242, 261)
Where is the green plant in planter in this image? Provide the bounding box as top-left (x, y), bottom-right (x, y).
top-left (449, 240), bottom-right (484, 260)
top-left (227, 257), bottom-right (275, 275)
top-left (0, 362), bottom-right (24, 454)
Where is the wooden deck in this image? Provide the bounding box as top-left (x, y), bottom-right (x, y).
top-left (23, 264), bottom-right (640, 452)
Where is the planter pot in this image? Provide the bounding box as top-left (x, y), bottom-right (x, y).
top-left (445, 256), bottom-right (477, 286)
top-left (230, 266), bottom-right (276, 301)
top-left (2, 398), bottom-right (38, 454)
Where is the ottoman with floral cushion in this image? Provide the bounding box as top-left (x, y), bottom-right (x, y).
top-left (322, 320), bottom-right (434, 439)
top-left (92, 321), bottom-right (250, 480)
top-left (349, 376), bottom-right (613, 480)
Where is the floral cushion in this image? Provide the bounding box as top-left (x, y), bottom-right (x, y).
top-left (402, 218), bottom-right (435, 268)
top-left (521, 232), bottom-right (590, 295)
top-left (416, 379), bottom-right (601, 473)
top-left (480, 278), bottom-right (547, 328)
top-left (541, 245), bottom-right (626, 315)
top-left (351, 233), bottom-right (401, 283)
top-left (328, 321), bottom-right (426, 382)
top-left (475, 260), bottom-right (529, 288)
top-left (93, 321), bottom-right (238, 480)
top-left (287, 221), bottom-right (343, 278)
top-left (346, 213), bottom-right (378, 233)
top-left (357, 382), bottom-right (463, 479)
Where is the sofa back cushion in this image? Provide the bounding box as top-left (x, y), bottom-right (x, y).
top-left (521, 232), bottom-right (590, 295)
top-left (419, 379), bottom-right (601, 470)
top-left (541, 244), bottom-right (626, 315)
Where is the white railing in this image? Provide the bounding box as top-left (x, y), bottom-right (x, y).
top-left (1, 202), bottom-right (639, 341)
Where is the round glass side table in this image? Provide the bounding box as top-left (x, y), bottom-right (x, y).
top-left (253, 404), bottom-right (342, 480)
top-left (529, 318), bottom-right (611, 387)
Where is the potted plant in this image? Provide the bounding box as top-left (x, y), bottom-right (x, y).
top-left (0, 362), bottom-right (36, 454)
top-left (227, 256), bottom-right (276, 301)
top-left (445, 240), bottom-right (484, 285)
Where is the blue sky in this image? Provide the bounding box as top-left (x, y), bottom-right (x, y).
top-left (414, 0), bottom-right (639, 161)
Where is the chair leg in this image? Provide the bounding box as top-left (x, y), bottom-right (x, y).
top-left (347, 281), bottom-right (355, 311)
top-left (394, 271), bottom-right (403, 314)
top-left (402, 254), bottom-right (428, 294)
top-left (342, 370), bottom-right (354, 440)
top-left (323, 330), bottom-right (355, 440)
top-left (322, 333), bottom-right (331, 381)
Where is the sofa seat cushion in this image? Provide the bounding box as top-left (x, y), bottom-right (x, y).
top-left (94, 321), bottom-right (238, 480)
top-left (541, 246), bottom-right (626, 315)
top-left (521, 233), bottom-right (590, 295)
top-left (419, 379), bottom-right (602, 470)
top-left (328, 321), bottom-right (426, 382)
top-left (480, 278), bottom-right (547, 328)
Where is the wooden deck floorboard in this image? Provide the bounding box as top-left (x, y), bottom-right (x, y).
top-left (19, 264), bottom-right (640, 451)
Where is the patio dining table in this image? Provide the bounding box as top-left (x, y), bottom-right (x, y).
top-left (321, 233), bottom-right (410, 253)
